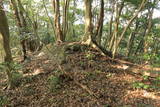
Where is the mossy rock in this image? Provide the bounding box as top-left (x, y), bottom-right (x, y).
top-left (65, 43), bottom-right (88, 53)
top-left (48, 74), bottom-right (72, 92)
top-left (44, 42), bottom-right (89, 65)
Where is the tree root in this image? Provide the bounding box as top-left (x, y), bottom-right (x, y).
top-left (58, 65), bottom-right (99, 101)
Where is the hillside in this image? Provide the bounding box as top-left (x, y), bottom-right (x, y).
top-left (0, 44), bottom-right (160, 107)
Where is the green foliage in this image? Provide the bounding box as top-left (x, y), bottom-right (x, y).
top-left (133, 75), bottom-right (160, 90)
top-left (152, 54), bottom-right (160, 67)
top-left (156, 76), bottom-right (160, 81)
top-left (132, 82), bottom-right (150, 89)
top-left (143, 75), bottom-right (149, 80)
top-left (0, 95), bottom-right (8, 107)
top-left (128, 52), bottom-right (160, 66)
top-left (143, 53), bottom-right (152, 60)
top-left (41, 33), bottom-right (54, 45)
top-left (48, 73), bottom-right (72, 92)
top-left (143, 53), bottom-right (160, 67)
top-left (150, 76), bottom-right (160, 89)
top-left (11, 71), bottom-right (23, 87)
top-left (85, 51), bottom-right (95, 60)
top-left (85, 71), bottom-right (97, 80)
top-left (124, 0), bottom-right (143, 7)
top-left (0, 62), bottom-right (23, 88)
top-left (0, 61), bottom-right (23, 73)
top-left (48, 75), bottom-right (61, 92)
top-left (85, 70), bottom-right (102, 80)
top-left (79, 61), bottom-right (86, 68)
top-left (106, 73), bottom-right (115, 78)
top-left (11, 62), bottom-right (23, 71)
top-left (0, 62), bottom-right (5, 72)
top-left (94, 70), bottom-right (102, 74)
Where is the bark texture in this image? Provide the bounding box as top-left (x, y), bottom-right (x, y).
top-left (0, 1), bottom-right (13, 89)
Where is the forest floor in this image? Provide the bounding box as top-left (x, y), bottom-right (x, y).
top-left (0, 44), bottom-right (160, 107)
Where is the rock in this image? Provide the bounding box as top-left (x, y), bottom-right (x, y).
top-left (44, 43), bottom-right (88, 65)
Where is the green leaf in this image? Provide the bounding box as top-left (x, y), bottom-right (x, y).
top-left (143, 85), bottom-right (150, 89)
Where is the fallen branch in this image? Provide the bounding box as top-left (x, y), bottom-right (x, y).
top-left (58, 65), bottom-right (99, 99)
top-left (74, 80), bottom-right (98, 98)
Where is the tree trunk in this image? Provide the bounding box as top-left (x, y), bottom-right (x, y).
top-left (62, 0), bottom-right (70, 40)
top-left (112, 1), bottom-right (124, 58)
top-left (113, 0), bottom-right (147, 58)
top-left (82, 0), bottom-right (93, 45)
top-left (126, 20), bottom-right (140, 56)
top-left (42, 0), bottom-right (55, 34)
top-left (106, 3), bottom-right (114, 48)
top-left (94, 0), bottom-right (104, 46)
top-left (0, 2), bottom-right (13, 89)
top-left (11, 0), bottom-right (29, 60)
top-left (135, 0), bottom-right (155, 55)
top-left (53, 0), bottom-right (64, 43)
top-left (144, 2), bottom-right (155, 53)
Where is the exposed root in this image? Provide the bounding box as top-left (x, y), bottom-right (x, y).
top-left (58, 65), bottom-right (99, 100)
top-left (74, 80), bottom-right (99, 99)
top-left (81, 40), bottom-right (112, 57)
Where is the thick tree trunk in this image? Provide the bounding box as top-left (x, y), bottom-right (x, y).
top-left (11, 0), bottom-right (29, 60)
top-left (10, 0), bottom-right (22, 29)
top-left (62, 0), bottom-right (70, 40)
top-left (82, 0), bottom-right (93, 45)
top-left (0, 2), bottom-right (13, 89)
top-left (53, 0), bottom-right (64, 43)
top-left (81, 0), bottom-right (112, 57)
top-left (11, 0), bottom-right (41, 59)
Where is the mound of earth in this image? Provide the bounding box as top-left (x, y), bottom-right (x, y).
top-left (0, 43), bottom-right (160, 107)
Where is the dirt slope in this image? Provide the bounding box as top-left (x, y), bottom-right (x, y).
top-left (0, 45), bottom-right (160, 107)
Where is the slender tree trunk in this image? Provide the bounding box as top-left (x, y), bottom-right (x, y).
top-left (17, 0), bottom-right (28, 32)
top-left (107, 1), bottom-right (115, 49)
top-left (107, 3), bottom-right (114, 48)
top-left (42, 0), bottom-right (55, 34)
top-left (112, 1), bottom-right (124, 58)
top-left (113, 0), bottom-right (147, 58)
top-left (10, 0), bottom-right (22, 30)
top-left (71, 0), bottom-right (76, 38)
top-left (126, 32), bottom-right (134, 56)
top-left (94, 0), bottom-right (104, 46)
top-left (126, 20), bottom-right (139, 56)
top-left (135, 0), bottom-right (155, 55)
top-left (144, 4), bottom-right (154, 53)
